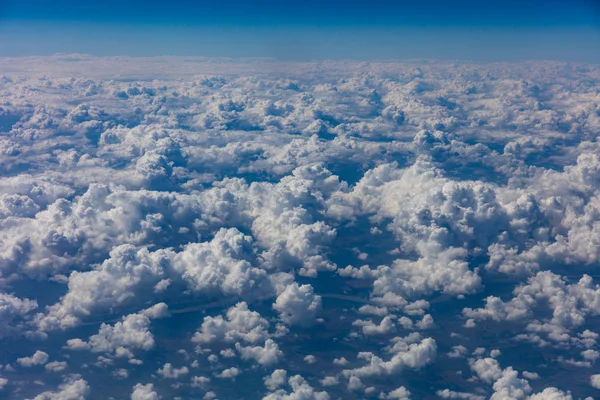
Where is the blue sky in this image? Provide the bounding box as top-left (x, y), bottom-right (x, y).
top-left (0, 0), bottom-right (599, 61)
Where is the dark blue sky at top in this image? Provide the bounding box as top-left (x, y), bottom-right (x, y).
top-left (0, 0), bottom-right (598, 60)
top-left (2, 0), bottom-right (599, 26)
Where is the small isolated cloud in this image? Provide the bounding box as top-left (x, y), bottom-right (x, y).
top-left (44, 361), bottom-right (67, 372)
top-left (386, 386), bottom-right (411, 399)
top-left (157, 363), bottom-right (189, 379)
top-left (131, 383), bottom-right (159, 400)
top-left (17, 351), bottom-right (49, 367)
top-left (215, 367), bottom-right (240, 379)
top-left (590, 374), bottom-right (600, 389)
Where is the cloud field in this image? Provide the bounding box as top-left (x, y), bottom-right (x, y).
top-left (0, 55), bottom-right (599, 399)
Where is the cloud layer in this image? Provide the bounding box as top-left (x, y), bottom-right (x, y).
top-left (0, 55), bottom-right (599, 399)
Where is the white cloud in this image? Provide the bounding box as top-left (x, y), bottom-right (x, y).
top-left (157, 363), bottom-right (189, 379)
top-left (447, 345), bottom-right (468, 358)
top-left (357, 305), bottom-right (389, 316)
top-left (304, 355), bottom-right (316, 364)
top-left (45, 361), bottom-right (67, 372)
top-left (263, 375), bottom-right (329, 400)
top-left (320, 376), bottom-right (338, 386)
top-left (528, 388), bottom-right (573, 400)
top-left (29, 378), bottom-right (89, 400)
top-left (73, 312), bottom-right (155, 358)
top-left (235, 339), bottom-right (283, 366)
top-left (590, 374), bottom-right (600, 389)
top-left (0, 292), bottom-right (38, 338)
top-left (264, 369), bottom-right (287, 391)
top-left (192, 301), bottom-right (270, 345)
top-left (191, 376), bottom-right (210, 388)
top-left (347, 376), bottom-right (363, 391)
top-left (352, 316), bottom-right (395, 336)
top-left (215, 367), bottom-right (241, 379)
top-left (342, 336), bottom-right (436, 378)
top-left (64, 339), bottom-right (90, 351)
top-left (464, 271), bottom-right (600, 346)
top-left (386, 386), bottom-right (411, 399)
top-left (131, 383), bottom-right (160, 400)
top-left (522, 372), bottom-right (539, 380)
top-left (273, 283), bottom-right (322, 327)
top-left (436, 389), bottom-right (485, 400)
top-left (17, 351), bottom-right (49, 367)
top-left (141, 302), bottom-right (170, 319)
top-left (37, 243), bottom-right (172, 330)
top-left (333, 357), bottom-right (348, 366)
top-left (471, 358), bottom-right (503, 383)
top-left (172, 228), bottom-right (273, 296)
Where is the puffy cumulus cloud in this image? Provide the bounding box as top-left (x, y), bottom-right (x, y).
top-left (385, 386), bottom-right (411, 399)
top-left (37, 243), bottom-right (172, 330)
top-left (0, 291), bottom-right (37, 337)
top-left (320, 376), bottom-right (338, 387)
top-left (590, 374), bottom-right (600, 389)
top-left (244, 164), bottom-right (342, 277)
top-left (17, 350), bottom-right (49, 367)
top-left (192, 301), bottom-right (270, 345)
top-left (66, 310), bottom-right (159, 358)
top-left (157, 363), bottom-right (189, 379)
top-left (131, 383), bottom-right (160, 400)
top-left (0, 176), bottom-right (73, 211)
top-left (527, 388), bottom-right (573, 400)
top-left (489, 367), bottom-right (531, 400)
top-left (191, 375), bottom-right (211, 388)
top-left (470, 357), bottom-right (503, 383)
top-left (352, 316), bottom-right (396, 336)
top-left (29, 378), bottom-right (89, 400)
top-left (134, 151), bottom-right (174, 188)
top-left (347, 375), bottom-right (363, 391)
top-left (263, 375), bottom-right (330, 400)
top-left (172, 228), bottom-right (273, 297)
top-left (45, 361), bottom-right (68, 372)
top-left (371, 248), bottom-right (481, 299)
top-left (303, 355), bottom-right (316, 364)
top-left (447, 345), bottom-right (468, 359)
top-left (327, 157), bottom-right (507, 240)
top-left (215, 367), bottom-right (241, 379)
top-left (0, 184), bottom-right (168, 278)
top-left (235, 339), bottom-right (283, 366)
top-left (342, 335), bottom-right (436, 378)
top-left (329, 162), bottom-right (496, 301)
top-left (273, 283), bottom-right (322, 327)
top-left (0, 193), bottom-right (40, 219)
top-left (469, 358), bottom-right (532, 400)
top-left (470, 357), bottom-right (573, 400)
top-left (464, 271), bottom-right (600, 346)
top-left (37, 228), bottom-right (275, 331)
top-left (141, 302), bottom-right (170, 319)
top-left (264, 369), bottom-right (287, 391)
top-left (333, 357), bottom-right (348, 366)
